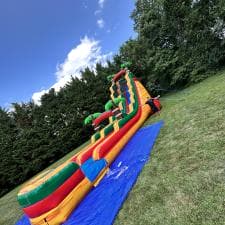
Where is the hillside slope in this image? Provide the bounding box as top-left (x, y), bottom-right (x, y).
top-left (114, 71), bottom-right (225, 225)
top-left (0, 71), bottom-right (225, 225)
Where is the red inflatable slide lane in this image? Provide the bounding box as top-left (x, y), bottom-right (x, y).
top-left (112, 70), bottom-right (126, 82)
top-left (23, 169), bottom-right (85, 218)
top-left (93, 111), bottom-right (113, 127)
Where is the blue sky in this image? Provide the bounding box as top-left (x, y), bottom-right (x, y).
top-left (0, 0), bottom-right (135, 108)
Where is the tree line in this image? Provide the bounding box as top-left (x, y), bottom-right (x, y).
top-left (1, 0), bottom-right (225, 197)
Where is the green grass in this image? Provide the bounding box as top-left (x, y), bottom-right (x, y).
top-left (1, 71), bottom-right (225, 225)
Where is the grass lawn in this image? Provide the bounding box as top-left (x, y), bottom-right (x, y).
top-left (1, 71), bottom-right (225, 225)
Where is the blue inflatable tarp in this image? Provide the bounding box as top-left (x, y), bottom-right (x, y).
top-left (15, 121), bottom-right (163, 225)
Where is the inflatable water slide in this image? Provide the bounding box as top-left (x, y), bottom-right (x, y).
top-left (17, 66), bottom-right (161, 225)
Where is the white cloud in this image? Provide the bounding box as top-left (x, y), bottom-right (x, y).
top-left (94, 9), bottom-right (101, 15)
top-left (3, 102), bottom-right (14, 112)
top-left (98, 0), bottom-right (106, 8)
top-left (94, 0), bottom-right (107, 16)
top-left (32, 90), bottom-right (49, 105)
top-left (32, 36), bottom-right (112, 105)
top-left (97, 18), bottom-right (105, 28)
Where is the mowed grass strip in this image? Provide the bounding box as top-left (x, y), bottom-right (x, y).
top-left (0, 72), bottom-right (225, 225)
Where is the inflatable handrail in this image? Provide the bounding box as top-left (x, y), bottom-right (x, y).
top-left (92, 111), bottom-right (113, 127)
top-left (84, 112), bottom-right (102, 125)
top-left (112, 69), bottom-right (126, 82)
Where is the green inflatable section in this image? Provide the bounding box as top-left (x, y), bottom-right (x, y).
top-left (84, 113), bottom-right (102, 125)
top-left (104, 97), bottom-right (126, 111)
top-left (121, 61), bottom-right (132, 69)
top-left (103, 124), bottom-right (114, 136)
top-left (18, 162), bottom-right (79, 208)
top-left (92, 131), bottom-right (101, 142)
top-left (91, 123), bottom-right (114, 143)
top-left (118, 73), bottom-right (139, 128)
top-left (111, 83), bottom-right (119, 98)
top-left (107, 74), bottom-right (114, 81)
top-left (92, 72), bottom-right (138, 142)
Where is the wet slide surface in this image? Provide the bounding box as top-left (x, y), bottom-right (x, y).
top-left (16, 121), bottom-right (163, 225)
